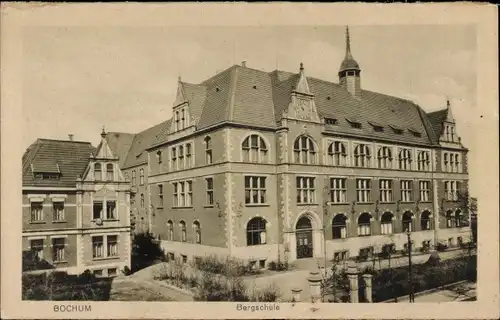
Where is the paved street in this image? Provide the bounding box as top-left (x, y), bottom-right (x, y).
top-left (398, 282), bottom-right (476, 303)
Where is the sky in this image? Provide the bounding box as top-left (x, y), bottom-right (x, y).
top-left (21, 25), bottom-right (477, 194)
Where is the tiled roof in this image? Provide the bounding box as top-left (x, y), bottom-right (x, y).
top-left (427, 109), bottom-right (448, 140)
top-left (22, 139), bottom-right (95, 188)
top-left (104, 132), bottom-right (135, 167)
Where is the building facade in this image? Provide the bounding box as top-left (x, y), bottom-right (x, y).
top-left (108, 28), bottom-right (471, 266)
top-left (22, 132), bottom-right (132, 276)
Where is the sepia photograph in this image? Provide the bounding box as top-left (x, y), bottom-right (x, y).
top-left (1, 2), bottom-right (498, 319)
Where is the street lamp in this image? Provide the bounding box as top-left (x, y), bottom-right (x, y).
top-left (406, 228), bottom-right (415, 303)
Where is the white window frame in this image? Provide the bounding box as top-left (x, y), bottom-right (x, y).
top-left (353, 144), bottom-right (372, 168)
top-left (244, 176), bottom-right (267, 205)
top-left (398, 148), bottom-right (412, 170)
top-left (92, 234), bottom-right (119, 259)
top-left (330, 177), bottom-right (348, 204)
top-left (416, 150), bottom-right (430, 171)
top-left (296, 176), bottom-right (316, 204)
top-left (327, 140), bottom-right (347, 166)
top-left (172, 180), bottom-right (193, 207)
top-left (205, 177), bottom-right (214, 206)
top-left (419, 180), bottom-right (431, 202)
top-left (242, 134), bottom-right (269, 163)
top-left (400, 180), bottom-right (413, 202)
top-left (356, 179), bottom-right (371, 203)
top-left (379, 179), bottom-right (393, 203)
top-left (377, 146), bottom-right (393, 169)
top-left (293, 135), bottom-right (317, 165)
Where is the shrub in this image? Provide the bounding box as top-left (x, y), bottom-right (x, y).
top-left (436, 242), bottom-right (448, 252)
top-left (268, 260), bottom-right (289, 271)
top-left (194, 272), bottom-right (249, 301)
top-left (251, 283), bottom-right (281, 302)
top-left (131, 232), bottom-right (165, 272)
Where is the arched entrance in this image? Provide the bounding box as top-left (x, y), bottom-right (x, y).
top-left (296, 216), bottom-right (313, 259)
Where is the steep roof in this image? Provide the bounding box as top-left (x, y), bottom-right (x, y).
top-left (427, 108), bottom-right (448, 139)
top-left (105, 132), bottom-right (135, 167)
top-left (22, 139), bottom-right (95, 188)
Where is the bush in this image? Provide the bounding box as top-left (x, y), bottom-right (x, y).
top-left (436, 242), bottom-right (448, 252)
top-left (268, 260), bottom-right (289, 271)
top-left (194, 272), bottom-right (249, 301)
top-left (131, 232), bottom-right (165, 272)
top-left (251, 283), bottom-right (281, 302)
top-left (191, 255), bottom-right (257, 277)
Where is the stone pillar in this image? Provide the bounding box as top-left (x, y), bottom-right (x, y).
top-left (307, 271), bottom-right (322, 302)
top-left (346, 260), bottom-right (359, 303)
top-left (363, 274), bottom-right (373, 303)
top-left (291, 288), bottom-right (302, 302)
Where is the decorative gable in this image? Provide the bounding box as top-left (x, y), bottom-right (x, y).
top-left (170, 78), bottom-right (193, 133)
top-left (284, 63), bottom-right (320, 123)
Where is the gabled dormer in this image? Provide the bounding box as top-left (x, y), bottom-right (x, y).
top-left (284, 63), bottom-right (321, 123)
top-left (170, 77), bottom-right (193, 133)
top-left (82, 128), bottom-right (125, 183)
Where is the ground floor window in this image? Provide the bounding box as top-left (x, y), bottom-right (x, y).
top-left (52, 238), bottom-right (65, 262)
top-left (246, 217), bottom-right (267, 246)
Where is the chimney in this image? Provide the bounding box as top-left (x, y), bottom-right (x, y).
top-left (68, 134), bottom-right (74, 141)
top-left (241, 61), bottom-right (247, 68)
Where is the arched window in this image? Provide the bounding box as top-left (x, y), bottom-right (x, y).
top-left (455, 209), bottom-right (463, 228)
top-left (139, 168), bottom-right (144, 185)
top-left (106, 163), bottom-right (114, 181)
top-left (140, 193), bottom-right (144, 208)
top-left (193, 221), bottom-right (201, 244)
top-left (380, 212), bottom-right (394, 235)
top-left (357, 212), bottom-right (372, 236)
top-left (398, 149), bottom-right (412, 170)
top-left (402, 211), bottom-right (414, 232)
top-left (417, 151), bottom-right (430, 171)
top-left (420, 210), bottom-right (432, 230)
top-left (180, 221), bottom-right (187, 242)
top-left (242, 134), bottom-right (268, 163)
top-left (94, 163), bottom-right (102, 180)
top-left (332, 214), bottom-right (347, 239)
top-left (446, 210), bottom-right (454, 228)
top-left (377, 147), bottom-right (392, 169)
top-left (205, 136), bottom-right (212, 164)
top-left (157, 151), bottom-right (162, 164)
top-left (354, 144), bottom-right (371, 168)
top-left (246, 217), bottom-right (267, 246)
top-left (167, 220), bottom-right (174, 240)
top-left (328, 141), bottom-right (347, 166)
top-left (293, 135), bottom-right (316, 164)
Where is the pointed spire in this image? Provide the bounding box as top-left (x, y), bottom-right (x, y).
top-left (295, 62), bottom-right (311, 94)
top-left (339, 25), bottom-right (360, 73)
top-left (101, 126), bottom-right (106, 138)
top-left (445, 97), bottom-right (455, 122)
top-left (345, 25), bottom-right (353, 59)
top-left (300, 62), bottom-right (304, 72)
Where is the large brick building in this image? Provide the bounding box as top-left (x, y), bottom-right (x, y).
top-left (108, 27), bottom-right (470, 265)
top-left (22, 132), bottom-right (132, 276)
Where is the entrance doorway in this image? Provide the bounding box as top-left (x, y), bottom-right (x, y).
top-left (296, 216), bottom-right (313, 259)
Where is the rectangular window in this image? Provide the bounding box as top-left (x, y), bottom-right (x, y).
top-left (93, 269), bottom-right (103, 277)
top-left (171, 147), bottom-right (177, 170)
top-left (108, 268), bottom-right (117, 277)
top-left (92, 236), bottom-right (104, 258)
top-left (178, 146), bottom-right (185, 170)
top-left (131, 170), bottom-right (136, 185)
top-left (139, 169), bottom-right (144, 185)
top-left (158, 184), bottom-right (164, 207)
top-left (52, 238), bottom-right (65, 262)
top-left (329, 178), bottom-right (347, 203)
top-left (419, 181), bottom-right (431, 202)
top-left (444, 181), bottom-right (459, 201)
top-left (401, 180), bottom-right (413, 202)
top-left (186, 181), bottom-right (193, 207)
top-left (245, 176), bottom-right (267, 205)
top-left (107, 235), bottom-right (118, 257)
top-left (206, 178), bottom-right (214, 205)
top-left (30, 202), bottom-right (44, 222)
top-left (185, 144), bottom-right (192, 168)
top-left (30, 239), bottom-right (44, 260)
top-left (443, 153), bottom-right (450, 172)
top-left (356, 179), bottom-right (371, 203)
top-left (106, 201), bottom-right (117, 220)
top-left (93, 201), bottom-right (103, 220)
top-left (52, 202), bottom-right (65, 221)
top-left (379, 179), bottom-right (393, 203)
top-left (296, 177), bottom-right (315, 204)
top-left (173, 182), bottom-right (179, 207)
top-left (172, 181), bottom-right (193, 207)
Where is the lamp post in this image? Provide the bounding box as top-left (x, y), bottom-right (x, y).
top-left (406, 228), bottom-right (415, 303)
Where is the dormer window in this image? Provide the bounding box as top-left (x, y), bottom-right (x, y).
top-left (94, 163), bottom-right (102, 180)
top-left (106, 163), bottom-right (114, 181)
top-left (368, 121), bottom-right (384, 132)
top-left (173, 106), bottom-right (189, 132)
top-left (389, 124), bottom-right (404, 135)
top-left (346, 118), bottom-right (362, 129)
top-left (34, 172), bottom-right (60, 180)
top-left (408, 128), bottom-right (422, 138)
top-left (325, 118), bottom-right (338, 125)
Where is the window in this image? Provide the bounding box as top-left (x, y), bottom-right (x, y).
top-left (349, 121), bottom-right (362, 129)
top-left (450, 126), bottom-right (455, 142)
top-left (356, 179), bottom-right (371, 203)
top-left (446, 210), bottom-right (455, 228)
top-left (180, 221), bottom-right (187, 242)
top-left (206, 178), bottom-right (214, 205)
top-left (453, 154), bottom-right (460, 172)
top-left (124, 172), bottom-right (129, 182)
top-left (193, 221), bottom-right (201, 244)
top-left (379, 180), bottom-right (393, 203)
top-left (377, 147), bottom-right (392, 169)
top-left (157, 151), bottom-right (162, 164)
top-left (185, 143), bottom-right (192, 168)
top-left (167, 220), bottom-right (174, 240)
top-left (242, 134), bottom-right (268, 163)
top-left (106, 201), bottom-right (116, 219)
top-left (455, 210), bottom-right (464, 227)
top-left (402, 211), bottom-right (414, 232)
top-left (332, 214), bottom-right (347, 239)
top-left (93, 270), bottom-right (103, 276)
top-left (107, 235), bottom-right (118, 257)
top-left (139, 169), bottom-right (144, 185)
top-left (51, 201), bottom-right (64, 221)
top-left (354, 144), bottom-right (371, 168)
top-left (380, 212), bottom-right (394, 234)
top-left (132, 170), bottom-right (136, 185)
top-left (182, 255), bottom-right (188, 264)
top-left (420, 210), bottom-right (432, 230)
top-left (30, 239), bottom-right (44, 260)
top-left (398, 149), bottom-right (412, 170)
top-left (357, 213), bottom-right (372, 236)
top-left (93, 201), bottom-right (103, 220)
top-left (296, 177), bottom-right (315, 204)
top-left (443, 153), bottom-right (450, 172)
top-left (444, 181), bottom-right (459, 201)
top-left (108, 268), bottom-right (117, 277)
top-left (106, 163), bottom-right (114, 181)
top-left (171, 147), bottom-right (177, 169)
top-left (246, 217), bottom-right (267, 246)
top-left (158, 184), bottom-right (164, 207)
top-left (175, 110), bottom-right (180, 131)
top-left (327, 141), bottom-right (347, 166)
top-left (244, 176), bottom-right (267, 205)
top-left (52, 238), bottom-right (65, 262)
top-left (178, 146), bottom-right (185, 170)
top-left (417, 151), bottom-right (430, 171)
top-left (325, 118), bottom-right (338, 125)
top-left (94, 163), bottom-right (102, 180)
top-left (30, 202), bottom-right (43, 222)
top-left (400, 180), bottom-right (413, 202)
top-left (140, 193), bottom-right (144, 208)
top-left (419, 181), bottom-right (431, 202)
top-left (92, 236), bottom-right (104, 258)
top-left (205, 136), bottom-right (213, 164)
top-left (172, 181), bottom-right (193, 207)
top-left (330, 178), bottom-right (347, 203)
top-left (293, 135), bottom-right (316, 164)
top-left (334, 251), bottom-right (349, 262)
